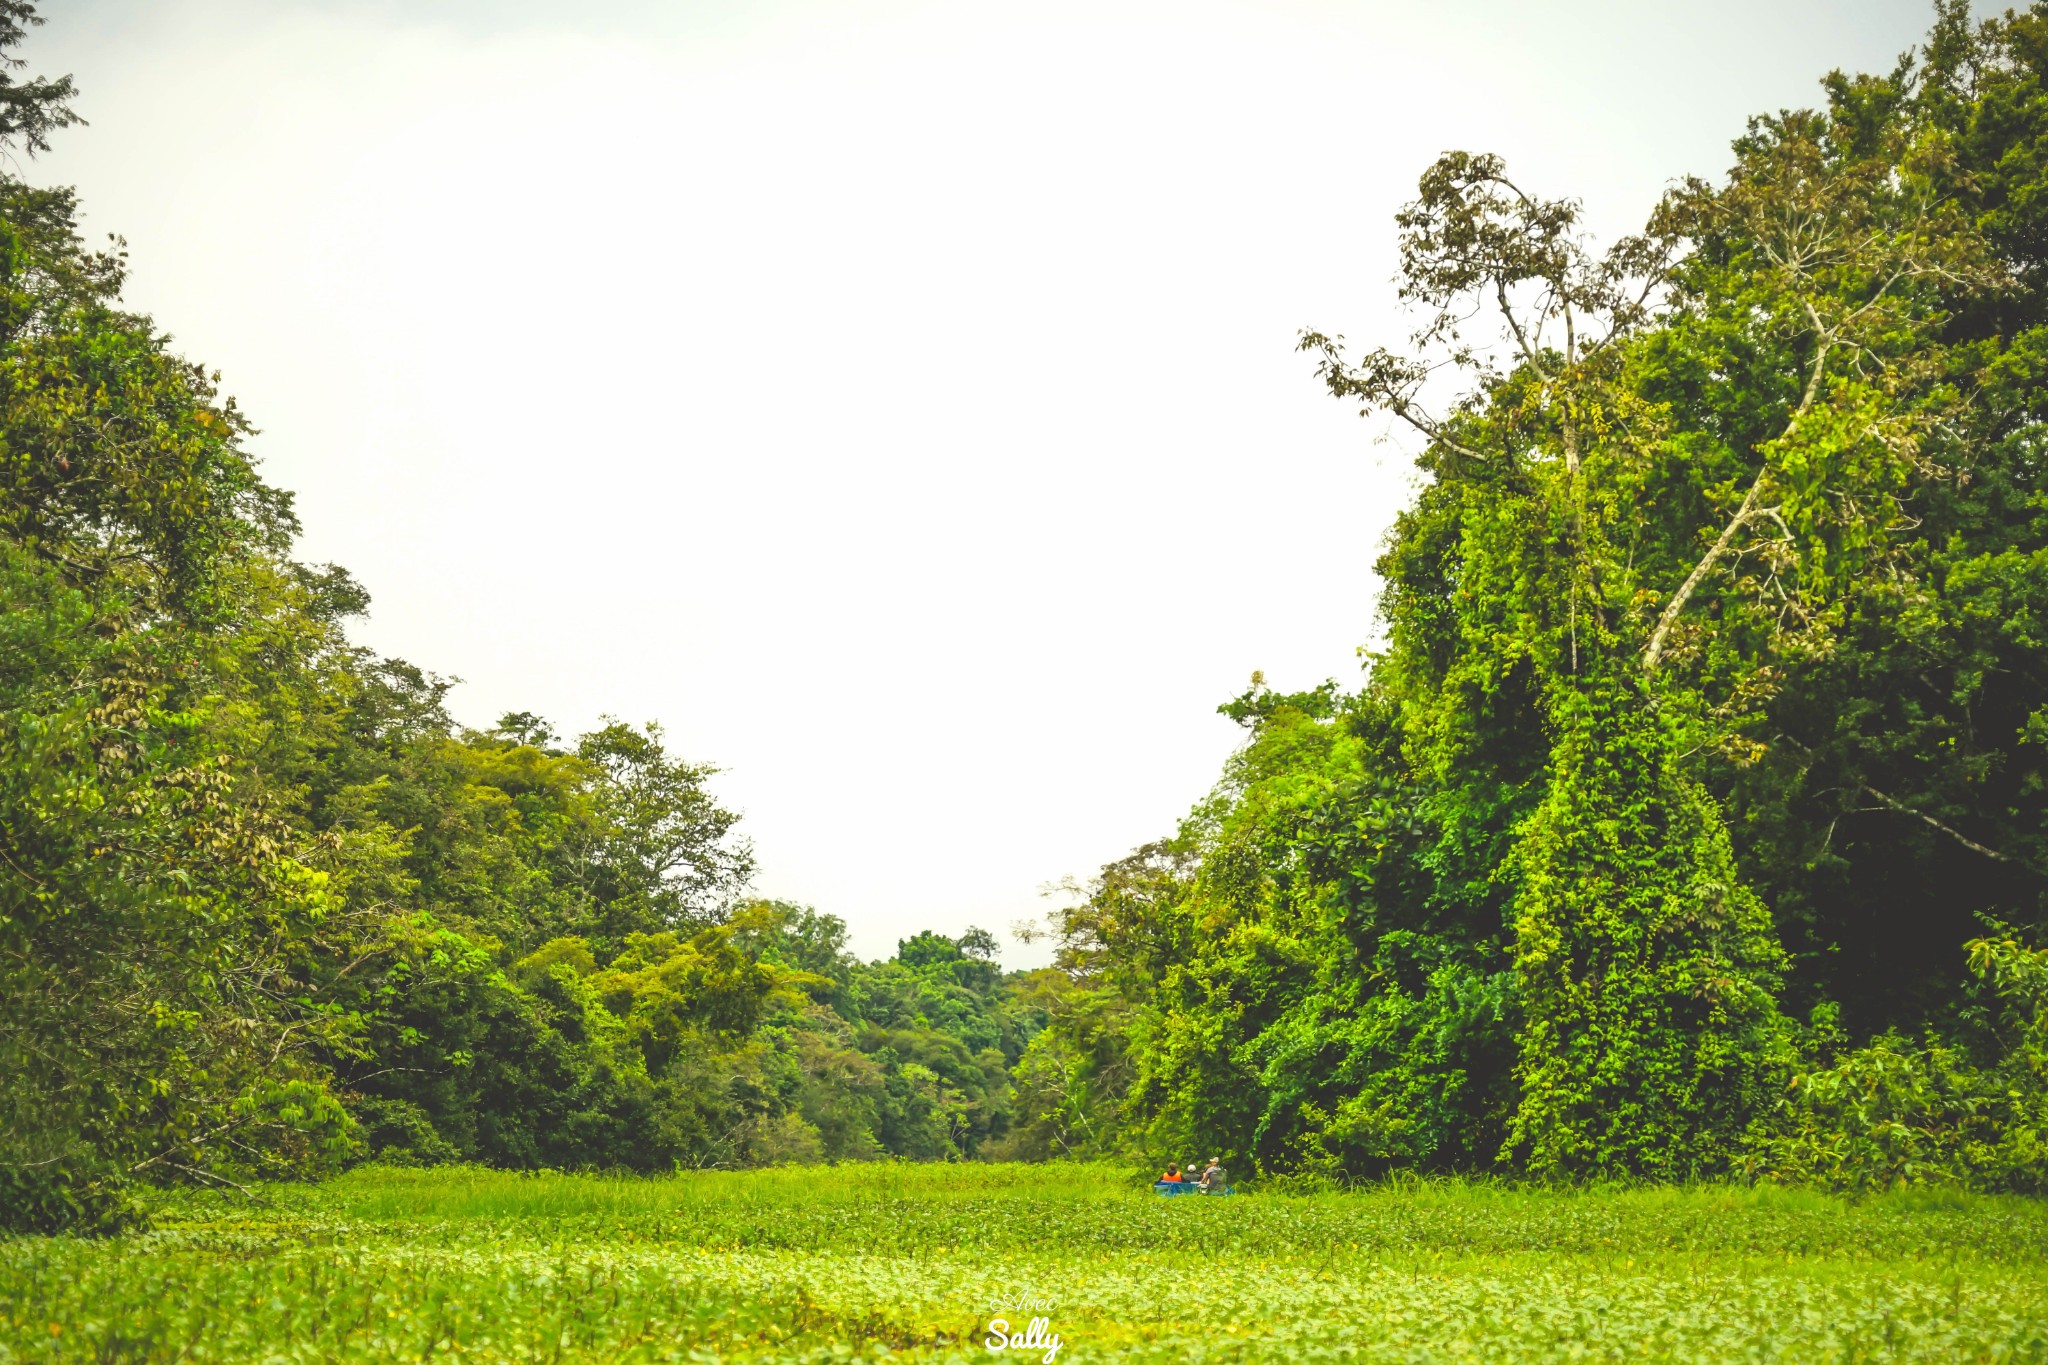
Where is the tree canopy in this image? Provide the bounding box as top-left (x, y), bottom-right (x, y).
top-left (4, 2), bottom-right (2046, 1229)
top-left (1022, 0), bottom-right (2048, 1190)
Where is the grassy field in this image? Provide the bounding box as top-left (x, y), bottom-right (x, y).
top-left (3, 1164), bottom-right (2047, 1363)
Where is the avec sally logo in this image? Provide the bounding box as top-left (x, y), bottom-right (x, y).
top-left (984, 1285), bottom-right (1062, 1363)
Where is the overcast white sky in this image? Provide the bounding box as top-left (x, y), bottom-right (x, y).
top-left (32, 0), bottom-right (1942, 963)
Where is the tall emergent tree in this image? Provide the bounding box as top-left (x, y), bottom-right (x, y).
top-left (1024, 1), bottom-right (2048, 1186)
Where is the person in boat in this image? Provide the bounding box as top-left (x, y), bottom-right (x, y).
top-left (1197, 1157), bottom-right (1227, 1193)
top-left (1157, 1162), bottom-right (1186, 1187)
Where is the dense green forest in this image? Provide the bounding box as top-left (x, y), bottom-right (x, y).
top-left (4, 2), bottom-right (2048, 1232)
top-left (1011, 0), bottom-right (2048, 1190)
top-left (0, 0), bottom-right (1054, 1229)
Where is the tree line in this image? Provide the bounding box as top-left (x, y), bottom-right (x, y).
top-left (0, 1), bottom-right (1059, 1230)
top-left (1005, 3), bottom-right (2048, 1191)
top-left (4, 2), bottom-right (2047, 1232)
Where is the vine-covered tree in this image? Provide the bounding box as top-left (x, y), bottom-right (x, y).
top-left (1029, 1), bottom-right (2048, 1188)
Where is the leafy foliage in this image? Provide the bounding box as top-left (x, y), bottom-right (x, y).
top-left (1030, 2), bottom-right (2048, 1192)
top-left (6, 0), bottom-right (2048, 1230)
top-left (0, 6), bottom-right (1044, 1230)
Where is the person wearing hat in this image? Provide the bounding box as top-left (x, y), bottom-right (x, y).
top-left (1198, 1157), bottom-right (1226, 1193)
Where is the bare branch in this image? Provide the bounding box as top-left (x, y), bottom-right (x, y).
top-left (1643, 326), bottom-right (1838, 673)
top-left (1860, 782), bottom-right (2038, 873)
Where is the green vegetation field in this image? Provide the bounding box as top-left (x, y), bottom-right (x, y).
top-left (4, 1166), bottom-right (2047, 1363)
